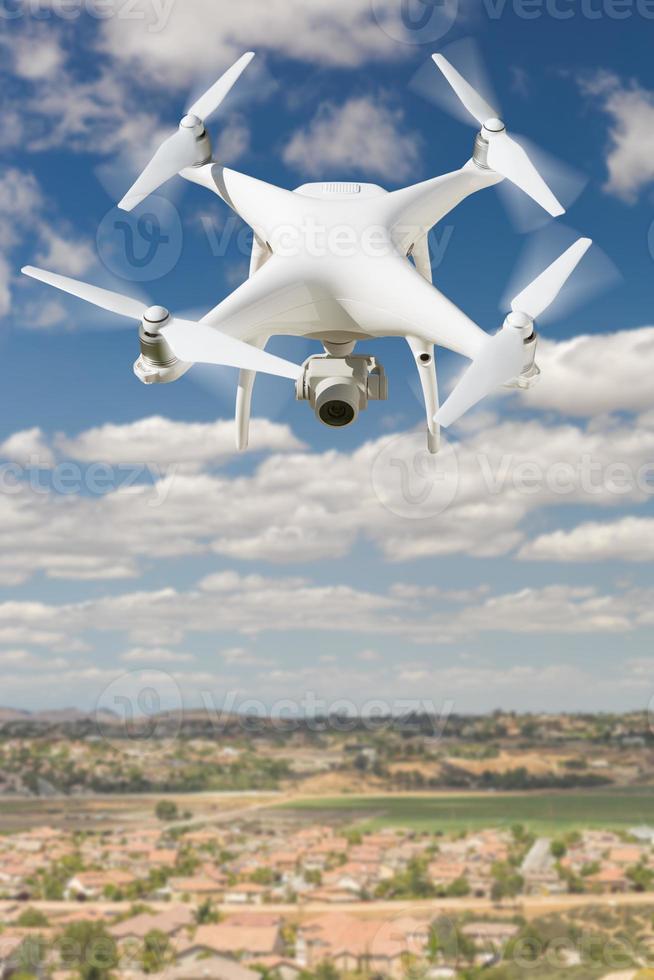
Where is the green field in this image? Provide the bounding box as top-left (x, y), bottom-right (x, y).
top-left (280, 791), bottom-right (654, 834)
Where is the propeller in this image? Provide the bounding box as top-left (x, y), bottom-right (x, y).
top-left (435, 238), bottom-right (592, 427)
top-left (21, 266), bottom-right (302, 382)
top-left (432, 53), bottom-right (565, 218)
top-left (118, 52), bottom-right (255, 212)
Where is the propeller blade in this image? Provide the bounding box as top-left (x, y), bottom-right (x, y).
top-left (118, 53), bottom-right (255, 213)
top-left (511, 237), bottom-right (593, 320)
top-left (118, 127), bottom-right (200, 212)
top-left (21, 266), bottom-right (144, 321)
top-left (432, 53), bottom-right (497, 127)
top-left (161, 319), bottom-right (302, 381)
top-left (487, 131), bottom-right (564, 218)
top-left (188, 51), bottom-right (255, 122)
top-left (435, 328), bottom-right (526, 428)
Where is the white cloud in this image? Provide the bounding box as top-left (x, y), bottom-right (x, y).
top-left (0, 428), bottom-right (55, 467)
top-left (520, 516), bottom-right (654, 563)
top-left (0, 401), bottom-right (653, 584)
top-left (57, 416), bottom-right (305, 470)
top-left (520, 327), bottom-right (654, 416)
top-left (35, 227), bottom-right (96, 278)
top-left (0, 577), bottom-right (653, 686)
top-left (282, 96), bottom-right (422, 182)
top-left (213, 115), bottom-right (251, 166)
top-left (119, 647), bottom-right (196, 664)
top-left (11, 31), bottom-right (66, 81)
top-left (579, 71), bottom-right (654, 201)
top-left (96, 0), bottom-right (403, 85)
top-left (0, 168), bottom-right (96, 321)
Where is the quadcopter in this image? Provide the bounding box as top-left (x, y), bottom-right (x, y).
top-left (23, 52), bottom-right (592, 453)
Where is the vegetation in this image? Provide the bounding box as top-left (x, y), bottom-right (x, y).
top-left (284, 791), bottom-right (654, 833)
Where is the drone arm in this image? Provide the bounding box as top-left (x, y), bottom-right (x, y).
top-left (250, 233), bottom-right (272, 277)
top-left (181, 164), bottom-right (302, 242)
top-left (410, 234), bottom-right (433, 283)
top-left (407, 336), bottom-right (440, 454)
top-left (386, 163), bottom-right (503, 255)
top-left (340, 256), bottom-right (487, 360)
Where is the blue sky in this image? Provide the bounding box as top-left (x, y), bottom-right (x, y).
top-left (0, 0), bottom-right (653, 715)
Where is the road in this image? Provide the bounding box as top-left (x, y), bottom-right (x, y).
top-left (3, 891), bottom-right (654, 922)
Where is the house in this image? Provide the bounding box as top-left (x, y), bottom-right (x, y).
top-left (175, 918), bottom-right (283, 962)
top-left (222, 883), bottom-right (267, 905)
top-left (167, 876), bottom-right (226, 902)
top-left (428, 860), bottom-right (469, 887)
top-left (110, 906), bottom-right (194, 942)
top-left (64, 870), bottom-right (136, 900)
top-left (460, 921), bottom-right (520, 953)
top-left (249, 956), bottom-right (302, 980)
top-left (608, 846), bottom-right (645, 866)
top-left (303, 886), bottom-right (361, 903)
top-left (163, 956), bottom-right (261, 980)
top-left (296, 914), bottom-right (430, 978)
top-left (586, 865), bottom-right (629, 893)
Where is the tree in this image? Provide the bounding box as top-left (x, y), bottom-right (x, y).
top-left (628, 863), bottom-right (654, 892)
top-left (313, 962), bottom-right (339, 980)
top-left (141, 929), bottom-right (172, 974)
top-left (155, 800), bottom-right (179, 822)
top-left (16, 908), bottom-right (49, 928)
top-left (550, 839), bottom-right (567, 859)
top-left (58, 921), bottom-right (118, 980)
top-left (446, 876), bottom-right (471, 898)
top-left (490, 862), bottom-right (524, 903)
top-left (195, 899), bottom-right (220, 925)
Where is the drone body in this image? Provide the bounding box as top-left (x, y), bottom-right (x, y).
top-left (22, 52), bottom-right (592, 453)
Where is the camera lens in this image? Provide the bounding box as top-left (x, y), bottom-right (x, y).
top-left (319, 399), bottom-right (356, 427)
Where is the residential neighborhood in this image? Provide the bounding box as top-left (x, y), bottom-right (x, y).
top-left (2, 814), bottom-right (654, 977)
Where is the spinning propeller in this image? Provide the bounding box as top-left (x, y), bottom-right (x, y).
top-left (20, 266), bottom-right (302, 381)
top-left (118, 52), bottom-right (255, 212)
top-left (432, 53), bottom-right (564, 218)
top-left (435, 238), bottom-right (592, 427)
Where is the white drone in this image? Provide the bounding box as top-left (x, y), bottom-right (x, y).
top-left (23, 52), bottom-right (592, 453)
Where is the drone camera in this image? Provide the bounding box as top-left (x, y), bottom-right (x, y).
top-left (297, 354), bottom-right (388, 429)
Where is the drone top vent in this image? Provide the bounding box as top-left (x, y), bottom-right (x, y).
top-left (324, 182), bottom-right (361, 194)
top-left (294, 182), bottom-right (387, 200)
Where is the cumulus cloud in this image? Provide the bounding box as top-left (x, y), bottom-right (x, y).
top-left (520, 516), bottom-right (654, 563)
top-left (34, 227), bottom-right (96, 278)
top-left (0, 576), bottom-right (652, 685)
top-left (0, 401), bottom-right (653, 584)
top-left (96, 0), bottom-right (404, 85)
top-left (519, 327), bottom-right (654, 417)
top-left (57, 416), bottom-right (305, 470)
top-left (0, 428), bottom-right (55, 467)
top-left (119, 647), bottom-right (196, 664)
top-left (579, 70), bottom-right (654, 201)
top-left (282, 96), bottom-right (423, 182)
top-left (0, 168), bottom-right (96, 321)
